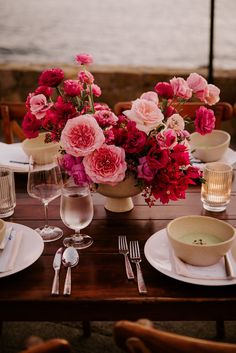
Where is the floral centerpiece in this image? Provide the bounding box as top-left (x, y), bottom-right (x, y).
top-left (22, 53), bottom-right (220, 208)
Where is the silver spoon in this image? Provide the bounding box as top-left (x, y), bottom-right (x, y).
top-left (62, 247), bottom-right (79, 296)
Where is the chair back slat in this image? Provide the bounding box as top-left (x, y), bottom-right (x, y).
top-left (0, 102), bottom-right (26, 143)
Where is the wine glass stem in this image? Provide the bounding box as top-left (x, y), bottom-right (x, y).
top-left (73, 230), bottom-right (83, 242)
top-left (44, 202), bottom-right (49, 228)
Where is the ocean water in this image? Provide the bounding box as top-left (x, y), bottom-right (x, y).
top-left (0, 0), bottom-right (235, 69)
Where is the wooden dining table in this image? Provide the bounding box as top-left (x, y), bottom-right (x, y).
top-left (0, 169), bottom-right (236, 324)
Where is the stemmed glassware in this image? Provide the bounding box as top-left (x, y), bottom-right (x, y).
top-left (60, 177), bottom-right (94, 249)
top-left (27, 157), bottom-right (63, 242)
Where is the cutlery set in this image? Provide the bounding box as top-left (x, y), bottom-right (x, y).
top-left (51, 246), bottom-right (79, 296)
top-left (118, 235), bottom-right (147, 294)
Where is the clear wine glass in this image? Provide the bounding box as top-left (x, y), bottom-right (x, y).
top-left (27, 158), bottom-right (63, 242)
top-left (60, 179), bottom-right (94, 249)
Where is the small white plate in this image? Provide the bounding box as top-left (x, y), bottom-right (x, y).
top-left (0, 222), bottom-right (44, 278)
top-left (144, 228), bottom-right (236, 286)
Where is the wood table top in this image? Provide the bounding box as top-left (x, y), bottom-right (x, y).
top-left (0, 172), bottom-right (236, 322)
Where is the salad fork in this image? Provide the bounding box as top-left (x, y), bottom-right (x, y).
top-left (129, 240), bottom-right (147, 294)
top-left (118, 235), bottom-right (134, 280)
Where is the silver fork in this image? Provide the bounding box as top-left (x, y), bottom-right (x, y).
top-left (130, 241), bottom-right (147, 294)
top-left (118, 235), bottom-right (134, 280)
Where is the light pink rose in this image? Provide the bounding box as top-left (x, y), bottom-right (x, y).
top-left (29, 94), bottom-right (53, 119)
top-left (83, 144), bottom-right (127, 185)
top-left (140, 91), bottom-right (159, 104)
top-left (204, 84), bottom-right (220, 105)
top-left (170, 77), bottom-right (192, 100)
top-left (61, 114), bottom-right (105, 156)
top-left (123, 98), bottom-right (164, 134)
top-left (166, 113), bottom-right (185, 131)
top-left (186, 73), bottom-right (208, 101)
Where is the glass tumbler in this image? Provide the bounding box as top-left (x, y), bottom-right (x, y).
top-left (201, 162), bottom-right (233, 212)
top-left (0, 167), bottom-right (16, 218)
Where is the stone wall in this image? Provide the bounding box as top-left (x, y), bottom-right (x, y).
top-left (1, 63), bottom-right (236, 135)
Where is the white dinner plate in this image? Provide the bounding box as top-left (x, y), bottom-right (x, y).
top-left (0, 222), bottom-right (44, 278)
top-left (144, 228), bottom-right (236, 286)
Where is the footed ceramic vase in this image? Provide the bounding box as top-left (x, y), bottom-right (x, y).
top-left (96, 175), bottom-right (142, 213)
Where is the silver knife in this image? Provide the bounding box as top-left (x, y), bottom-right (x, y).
top-left (51, 247), bottom-right (63, 296)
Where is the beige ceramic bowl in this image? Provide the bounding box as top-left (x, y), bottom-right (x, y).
top-left (190, 130), bottom-right (230, 162)
top-left (167, 215), bottom-right (236, 266)
top-left (0, 219), bottom-right (6, 244)
top-left (22, 132), bottom-right (59, 165)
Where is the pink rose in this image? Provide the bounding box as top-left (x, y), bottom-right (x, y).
top-left (170, 77), bottom-right (192, 100)
top-left (78, 70), bottom-right (94, 84)
top-left (166, 113), bottom-right (185, 131)
top-left (137, 156), bottom-right (155, 182)
top-left (29, 94), bottom-right (53, 119)
top-left (61, 114), bottom-right (105, 156)
top-left (123, 98), bottom-right (164, 134)
top-left (140, 91), bottom-right (159, 103)
top-left (154, 82), bottom-right (174, 99)
top-left (194, 106), bottom-right (216, 135)
top-left (38, 68), bottom-right (64, 87)
top-left (75, 53), bottom-right (93, 65)
top-left (64, 80), bottom-right (82, 96)
top-left (83, 144), bottom-right (127, 185)
top-left (186, 73), bottom-right (208, 101)
top-left (204, 84), bottom-right (220, 105)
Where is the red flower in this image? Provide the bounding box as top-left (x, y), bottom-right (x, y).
top-left (22, 111), bottom-right (42, 138)
top-left (154, 82), bottom-right (174, 99)
top-left (123, 128), bottom-right (147, 154)
top-left (39, 68), bottom-right (64, 87)
top-left (34, 86), bottom-right (53, 97)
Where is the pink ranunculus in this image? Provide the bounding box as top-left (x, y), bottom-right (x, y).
top-left (166, 113), bottom-right (185, 131)
top-left (137, 156), bottom-right (155, 182)
top-left (170, 77), bottom-right (192, 100)
top-left (61, 114), bottom-right (105, 157)
top-left (94, 110), bottom-right (118, 127)
top-left (123, 98), bottom-right (164, 134)
top-left (140, 91), bottom-right (159, 104)
top-left (83, 144), bottom-right (127, 185)
top-left (59, 154), bottom-right (77, 171)
top-left (64, 80), bottom-right (82, 97)
top-left (38, 68), bottom-right (64, 87)
top-left (75, 53), bottom-right (93, 66)
top-left (78, 70), bottom-right (94, 84)
top-left (154, 82), bottom-right (174, 99)
top-left (91, 84), bottom-right (102, 97)
top-left (204, 84), bottom-right (220, 105)
top-left (186, 73), bottom-right (208, 101)
top-left (194, 106), bottom-right (216, 135)
top-left (29, 94), bottom-right (53, 119)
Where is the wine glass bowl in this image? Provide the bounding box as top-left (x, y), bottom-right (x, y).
top-left (60, 183), bottom-right (94, 249)
top-left (27, 159), bottom-right (63, 242)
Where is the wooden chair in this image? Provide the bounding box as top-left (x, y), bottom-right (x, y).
top-left (0, 102), bottom-right (26, 143)
top-left (114, 320), bottom-right (236, 353)
top-left (114, 101), bottom-right (233, 130)
top-left (19, 338), bottom-right (72, 353)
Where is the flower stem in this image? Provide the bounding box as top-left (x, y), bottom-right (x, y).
top-left (89, 85), bottom-right (95, 113)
